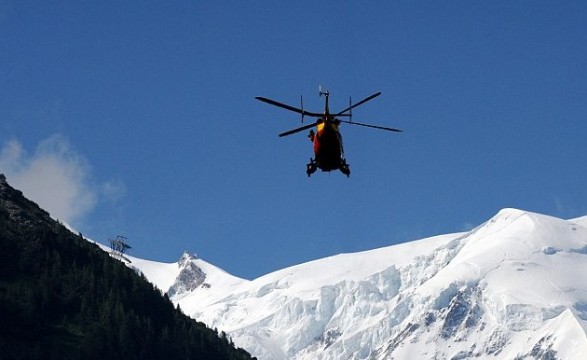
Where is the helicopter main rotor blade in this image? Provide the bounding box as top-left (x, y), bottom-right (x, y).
top-left (255, 97), bottom-right (322, 117)
top-left (335, 92), bottom-right (382, 116)
top-left (279, 121), bottom-right (322, 137)
top-left (338, 119), bottom-right (403, 132)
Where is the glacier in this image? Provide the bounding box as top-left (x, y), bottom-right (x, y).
top-left (117, 209), bottom-right (587, 359)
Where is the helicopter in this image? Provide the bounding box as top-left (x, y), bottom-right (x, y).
top-left (255, 89), bottom-right (402, 177)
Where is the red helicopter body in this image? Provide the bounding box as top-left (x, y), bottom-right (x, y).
top-left (256, 89), bottom-right (401, 177)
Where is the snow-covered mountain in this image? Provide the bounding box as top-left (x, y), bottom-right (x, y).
top-left (123, 209), bottom-right (587, 359)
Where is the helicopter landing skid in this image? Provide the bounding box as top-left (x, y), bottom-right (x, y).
top-left (340, 159), bottom-right (350, 177)
top-left (306, 158), bottom-right (351, 177)
top-left (306, 158), bottom-right (317, 177)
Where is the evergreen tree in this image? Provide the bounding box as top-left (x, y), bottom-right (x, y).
top-left (0, 175), bottom-right (255, 360)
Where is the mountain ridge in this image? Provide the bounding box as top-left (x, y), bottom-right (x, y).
top-left (0, 174), bottom-right (255, 360)
top-left (126, 207), bottom-right (587, 359)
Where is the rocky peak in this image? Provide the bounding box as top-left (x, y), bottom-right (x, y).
top-left (167, 251), bottom-right (207, 298)
top-left (0, 174), bottom-right (53, 229)
top-left (178, 251), bottom-right (199, 267)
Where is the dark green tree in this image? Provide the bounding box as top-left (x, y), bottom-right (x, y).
top-left (0, 175), bottom-right (255, 360)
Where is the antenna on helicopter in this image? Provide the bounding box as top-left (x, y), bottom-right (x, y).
top-left (319, 84), bottom-right (329, 97)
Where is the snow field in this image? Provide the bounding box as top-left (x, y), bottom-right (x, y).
top-left (122, 208), bottom-right (587, 359)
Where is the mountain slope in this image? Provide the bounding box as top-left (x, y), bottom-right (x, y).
top-left (133, 208), bottom-right (587, 360)
top-left (0, 174), bottom-right (255, 360)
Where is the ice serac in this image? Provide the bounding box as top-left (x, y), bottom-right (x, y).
top-left (132, 208), bottom-right (587, 360)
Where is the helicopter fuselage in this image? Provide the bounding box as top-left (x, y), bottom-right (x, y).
top-left (255, 89), bottom-right (400, 177)
top-left (310, 117), bottom-right (346, 172)
top-left (304, 92), bottom-right (351, 176)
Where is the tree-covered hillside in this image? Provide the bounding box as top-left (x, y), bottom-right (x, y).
top-left (0, 174), bottom-right (255, 360)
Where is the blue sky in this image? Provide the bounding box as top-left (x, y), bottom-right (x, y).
top-left (1, 1), bottom-right (586, 279)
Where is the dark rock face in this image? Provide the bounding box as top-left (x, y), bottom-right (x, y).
top-left (0, 174), bottom-right (53, 230)
top-left (441, 286), bottom-right (482, 339)
top-left (167, 252), bottom-right (207, 297)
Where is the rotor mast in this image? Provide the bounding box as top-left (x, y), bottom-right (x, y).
top-left (319, 88), bottom-right (330, 117)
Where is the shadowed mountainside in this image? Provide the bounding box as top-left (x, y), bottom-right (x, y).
top-left (0, 174), bottom-right (255, 360)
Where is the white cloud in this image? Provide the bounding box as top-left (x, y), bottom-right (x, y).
top-left (0, 134), bottom-right (116, 225)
